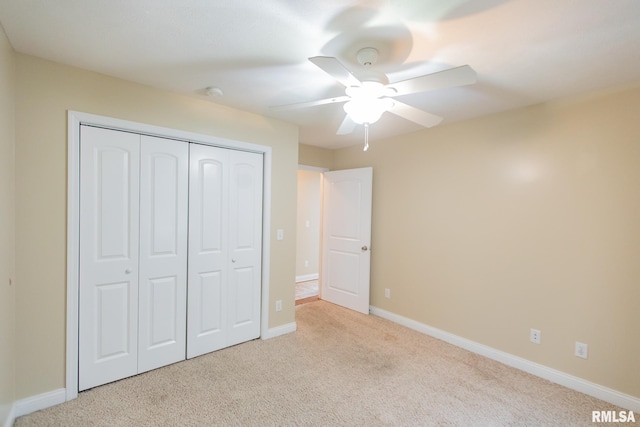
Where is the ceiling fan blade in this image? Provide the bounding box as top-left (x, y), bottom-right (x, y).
top-left (336, 115), bottom-right (357, 135)
top-left (388, 65), bottom-right (477, 97)
top-left (269, 95), bottom-right (350, 112)
top-left (309, 56), bottom-right (362, 88)
top-left (388, 100), bottom-right (443, 128)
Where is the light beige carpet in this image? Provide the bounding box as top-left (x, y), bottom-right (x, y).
top-left (16, 301), bottom-right (637, 426)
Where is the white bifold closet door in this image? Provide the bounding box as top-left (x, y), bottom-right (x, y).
top-left (138, 136), bottom-right (188, 373)
top-left (79, 126), bottom-right (263, 391)
top-left (187, 143), bottom-right (263, 358)
top-left (79, 126), bottom-right (188, 391)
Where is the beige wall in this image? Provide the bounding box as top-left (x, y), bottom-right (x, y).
top-left (299, 143), bottom-right (334, 169)
top-left (0, 23), bottom-right (16, 422)
top-left (333, 84), bottom-right (640, 399)
top-left (296, 170), bottom-right (322, 279)
top-left (14, 54), bottom-right (299, 399)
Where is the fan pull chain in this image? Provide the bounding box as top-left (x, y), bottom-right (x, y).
top-left (363, 123), bottom-right (369, 151)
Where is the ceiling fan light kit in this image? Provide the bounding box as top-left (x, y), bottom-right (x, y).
top-left (343, 94), bottom-right (394, 125)
top-left (343, 80), bottom-right (395, 131)
top-left (270, 47), bottom-right (477, 151)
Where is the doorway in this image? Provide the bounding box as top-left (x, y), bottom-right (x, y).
top-left (295, 166), bottom-right (326, 304)
top-left (294, 165), bottom-right (373, 313)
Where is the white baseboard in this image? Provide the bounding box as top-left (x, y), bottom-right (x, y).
top-left (13, 388), bottom-right (66, 419)
top-left (295, 273), bottom-right (318, 283)
top-left (370, 306), bottom-right (640, 414)
top-left (261, 322), bottom-right (297, 340)
top-left (1, 402), bottom-right (16, 427)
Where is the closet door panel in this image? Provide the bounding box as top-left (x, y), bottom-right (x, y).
top-left (230, 267), bottom-right (256, 324)
top-left (197, 271), bottom-right (223, 331)
top-left (187, 144), bottom-right (229, 358)
top-left (138, 136), bottom-right (188, 373)
top-left (227, 150), bottom-right (263, 346)
top-left (79, 126), bottom-right (140, 391)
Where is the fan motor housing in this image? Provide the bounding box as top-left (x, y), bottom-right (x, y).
top-left (357, 47), bottom-right (379, 67)
top-left (354, 48), bottom-right (388, 85)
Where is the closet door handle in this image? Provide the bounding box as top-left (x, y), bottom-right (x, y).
top-left (125, 268), bottom-right (132, 274)
top-left (231, 259), bottom-right (237, 263)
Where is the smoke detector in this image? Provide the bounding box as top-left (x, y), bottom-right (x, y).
top-left (206, 86), bottom-right (224, 97)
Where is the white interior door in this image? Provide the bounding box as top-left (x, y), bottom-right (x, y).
top-left (79, 125), bottom-right (140, 391)
top-left (321, 167), bottom-right (373, 314)
top-left (187, 144), bottom-right (263, 358)
top-left (137, 136), bottom-right (188, 373)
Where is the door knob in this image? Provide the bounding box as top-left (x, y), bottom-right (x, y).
top-left (125, 268), bottom-right (132, 274)
top-left (231, 259), bottom-right (237, 263)
top-left (361, 246), bottom-right (368, 251)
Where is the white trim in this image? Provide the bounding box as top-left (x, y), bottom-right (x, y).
top-left (67, 111), bottom-right (273, 401)
top-left (370, 306), bottom-right (640, 414)
top-left (13, 388), bottom-right (66, 418)
top-left (65, 112), bottom-right (80, 402)
top-left (261, 322), bottom-right (297, 340)
top-left (2, 403), bottom-right (16, 427)
top-left (260, 149), bottom-right (273, 342)
top-left (295, 273), bottom-right (319, 283)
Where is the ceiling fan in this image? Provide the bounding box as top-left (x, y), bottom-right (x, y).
top-left (271, 47), bottom-right (477, 150)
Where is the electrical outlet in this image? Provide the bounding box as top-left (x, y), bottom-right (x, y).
top-left (384, 288), bottom-right (390, 298)
top-left (275, 300), bottom-right (282, 312)
top-left (304, 260), bottom-right (309, 268)
top-left (530, 328), bottom-right (541, 344)
top-left (575, 342), bottom-right (588, 359)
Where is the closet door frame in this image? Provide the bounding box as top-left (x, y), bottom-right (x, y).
top-left (66, 111), bottom-right (273, 401)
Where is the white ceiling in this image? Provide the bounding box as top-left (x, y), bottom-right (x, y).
top-left (1, 0), bottom-right (640, 149)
